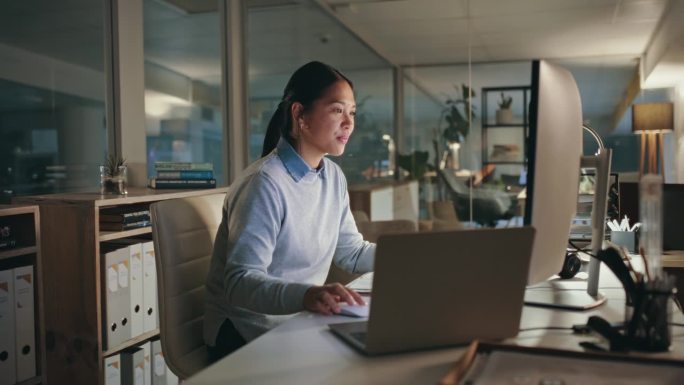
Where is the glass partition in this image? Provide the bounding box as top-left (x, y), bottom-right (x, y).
top-left (143, 0), bottom-right (225, 185)
top-left (246, 1), bottom-right (393, 185)
top-left (403, 62), bottom-right (531, 226)
top-left (334, 68), bottom-right (394, 183)
top-left (0, 0), bottom-right (108, 202)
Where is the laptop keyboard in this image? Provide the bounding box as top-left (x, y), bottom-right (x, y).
top-left (350, 331), bottom-right (367, 343)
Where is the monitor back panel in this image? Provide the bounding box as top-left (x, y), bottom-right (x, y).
top-left (663, 183), bottom-right (684, 251)
top-left (365, 227), bottom-right (535, 354)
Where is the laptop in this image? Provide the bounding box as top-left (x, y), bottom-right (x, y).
top-left (329, 227), bottom-right (536, 355)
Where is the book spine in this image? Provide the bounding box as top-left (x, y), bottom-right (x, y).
top-left (100, 214), bottom-right (151, 225)
top-left (102, 209), bottom-right (150, 219)
top-left (154, 162), bottom-right (214, 171)
top-left (100, 220), bottom-right (151, 231)
top-left (150, 178), bottom-right (216, 189)
top-left (156, 171), bottom-right (214, 179)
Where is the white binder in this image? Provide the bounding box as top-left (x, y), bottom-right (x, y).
top-left (142, 341), bottom-right (151, 385)
top-left (128, 243), bottom-right (144, 338)
top-left (0, 269), bottom-right (16, 385)
top-left (104, 247), bottom-right (132, 349)
top-left (142, 241), bottom-right (158, 332)
top-left (105, 354), bottom-right (121, 385)
top-left (121, 347), bottom-right (145, 385)
top-left (14, 265), bottom-right (36, 382)
top-left (108, 240), bottom-right (145, 339)
top-left (151, 339), bottom-right (166, 385)
top-left (166, 366), bottom-right (179, 385)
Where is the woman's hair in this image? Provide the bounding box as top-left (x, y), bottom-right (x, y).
top-left (261, 61), bottom-right (353, 157)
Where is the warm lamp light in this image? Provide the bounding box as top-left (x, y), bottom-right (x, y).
top-left (632, 102), bottom-right (673, 176)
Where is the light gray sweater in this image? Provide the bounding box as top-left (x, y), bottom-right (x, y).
top-left (204, 138), bottom-right (375, 343)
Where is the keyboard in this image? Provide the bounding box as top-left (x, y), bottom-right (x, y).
top-left (350, 331), bottom-right (367, 344)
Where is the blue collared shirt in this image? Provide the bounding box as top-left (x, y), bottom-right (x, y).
top-left (204, 138), bottom-right (375, 342)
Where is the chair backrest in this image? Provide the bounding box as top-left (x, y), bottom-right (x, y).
top-left (150, 193), bottom-right (225, 379)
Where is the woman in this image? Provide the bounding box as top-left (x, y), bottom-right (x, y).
top-left (204, 61), bottom-right (375, 358)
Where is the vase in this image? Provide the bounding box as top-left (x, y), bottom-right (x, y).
top-left (496, 108), bottom-right (514, 125)
top-left (100, 165), bottom-right (128, 195)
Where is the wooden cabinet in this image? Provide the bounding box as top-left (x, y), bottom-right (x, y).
top-left (14, 188), bottom-right (227, 385)
top-left (348, 180), bottom-right (419, 222)
top-left (0, 205), bottom-right (45, 385)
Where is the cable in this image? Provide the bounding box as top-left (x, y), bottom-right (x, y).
top-left (568, 239), bottom-right (597, 259)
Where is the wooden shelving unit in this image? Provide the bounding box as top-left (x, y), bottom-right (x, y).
top-left (0, 205), bottom-right (46, 385)
top-left (14, 187), bottom-right (228, 385)
top-left (481, 86), bottom-right (531, 168)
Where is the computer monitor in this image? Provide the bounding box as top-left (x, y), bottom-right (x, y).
top-left (524, 60), bottom-right (583, 284)
top-left (522, 60), bottom-right (609, 310)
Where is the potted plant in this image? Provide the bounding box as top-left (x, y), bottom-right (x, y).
top-left (437, 84), bottom-right (476, 170)
top-left (495, 92), bottom-right (513, 125)
top-left (100, 155), bottom-right (128, 195)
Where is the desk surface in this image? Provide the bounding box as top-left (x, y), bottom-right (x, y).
top-left (186, 272), bottom-right (684, 385)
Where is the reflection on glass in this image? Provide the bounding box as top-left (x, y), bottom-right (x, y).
top-left (0, 0), bottom-right (107, 202)
top-left (143, 0), bottom-right (225, 185)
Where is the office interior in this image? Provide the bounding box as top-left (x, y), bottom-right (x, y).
top-left (2, 0), bottom-right (684, 384)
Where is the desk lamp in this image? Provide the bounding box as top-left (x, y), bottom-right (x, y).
top-left (632, 103), bottom-right (673, 177)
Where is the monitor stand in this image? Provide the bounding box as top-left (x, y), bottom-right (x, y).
top-left (524, 279), bottom-right (607, 310)
top-left (524, 150), bottom-right (611, 311)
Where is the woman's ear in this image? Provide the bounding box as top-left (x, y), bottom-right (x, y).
top-left (292, 102), bottom-right (308, 131)
top-left (290, 102), bottom-right (305, 138)
top-left (291, 102), bottom-right (304, 123)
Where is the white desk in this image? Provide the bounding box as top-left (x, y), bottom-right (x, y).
top-left (186, 273), bottom-right (684, 385)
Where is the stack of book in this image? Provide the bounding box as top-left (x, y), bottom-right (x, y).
top-left (100, 206), bottom-right (151, 231)
top-left (149, 162), bottom-right (217, 189)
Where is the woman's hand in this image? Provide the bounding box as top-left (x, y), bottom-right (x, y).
top-left (303, 283), bottom-right (366, 315)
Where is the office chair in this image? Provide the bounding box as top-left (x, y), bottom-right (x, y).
top-left (438, 169), bottom-right (515, 226)
top-left (150, 193), bottom-right (226, 379)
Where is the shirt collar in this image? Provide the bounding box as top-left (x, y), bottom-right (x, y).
top-left (276, 138), bottom-right (327, 182)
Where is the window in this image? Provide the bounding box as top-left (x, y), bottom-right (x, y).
top-left (0, 0), bottom-right (108, 201)
top-left (143, 0), bottom-right (225, 185)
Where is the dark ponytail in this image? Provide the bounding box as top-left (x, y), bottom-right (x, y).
top-left (261, 61), bottom-right (353, 157)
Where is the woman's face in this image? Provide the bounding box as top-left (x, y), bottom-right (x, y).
top-left (295, 80), bottom-right (355, 163)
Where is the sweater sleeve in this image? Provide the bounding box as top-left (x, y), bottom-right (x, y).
top-left (221, 172), bottom-right (312, 315)
top-left (332, 176), bottom-right (376, 274)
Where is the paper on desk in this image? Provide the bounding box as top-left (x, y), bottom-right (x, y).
top-left (346, 272), bottom-right (373, 293)
top-left (464, 351), bottom-right (684, 385)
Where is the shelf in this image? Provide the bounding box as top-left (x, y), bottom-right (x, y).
top-left (17, 375), bottom-right (43, 385)
top-left (0, 245), bottom-right (38, 260)
top-left (481, 86), bottom-right (530, 170)
top-left (99, 226), bottom-right (152, 242)
top-left (483, 161), bottom-right (525, 165)
top-left (482, 124), bottom-right (526, 128)
top-left (103, 329), bottom-right (160, 357)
